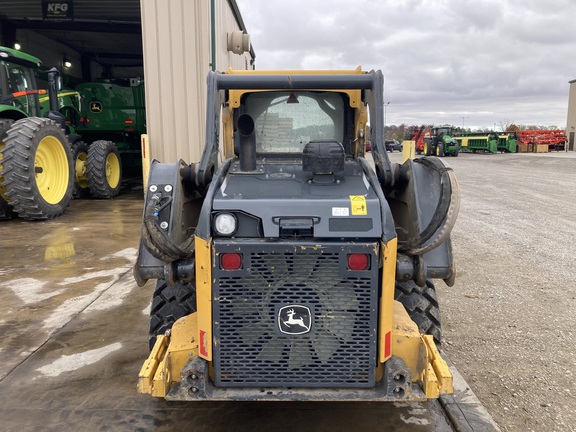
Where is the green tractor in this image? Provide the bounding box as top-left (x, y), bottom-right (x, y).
top-left (424, 126), bottom-right (459, 157)
top-left (0, 45), bottom-right (128, 220)
top-left (37, 77), bottom-right (145, 199)
top-left (71, 78), bottom-right (145, 197)
top-left (37, 81), bottom-right (129, 200)
top-left (0, 46), bottom-right (73, 220)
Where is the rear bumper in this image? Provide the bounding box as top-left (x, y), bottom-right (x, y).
top-left (166, 355), bottom-right (427, 401)
top-left (138, 301), bottom-right (453, 402)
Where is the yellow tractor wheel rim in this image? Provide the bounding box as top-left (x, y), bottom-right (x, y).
top-left (35, 136), bottom-right (70, 204)
top-left (75, 151), bottom-right (89, 189)
top-left (436, 146), bottom-right (441, 156)
top-left (424, 142), bottom-right (428, 154)
top-left (105, 152), bottom-right (121, 189)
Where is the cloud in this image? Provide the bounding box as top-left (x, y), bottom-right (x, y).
top-left (236, 0), bottom-right (576, 128)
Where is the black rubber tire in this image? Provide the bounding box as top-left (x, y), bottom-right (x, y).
top-left (0, 118), bottom-right (14, 143)
top-left (0, 117), bottom-right (73, 220)
top-left (424, 141), bottom-right (432, 156)
top-left (86, 140), bottom-right (122, 198)
top-left (0, 194), bottom-right (15, 219)
top-left (436, 143), bottom-right (445, 157)
top-left (71, 140), bottom-right (91, 199)
top-left (149, 279), bottom-right (197, 351)
top-left (394, 279), bottom-right (442, 344)
top-left (453, 143), bottom-right (459, 157)
top-left (0, 119), bottom-right (16, 218)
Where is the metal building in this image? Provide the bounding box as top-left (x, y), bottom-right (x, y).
top-left (0, 0), bottom-right (255, 166)
top-left (140, 0), bottom-right (254, 164)
top-left (566, 79), bottom-right (576, 151)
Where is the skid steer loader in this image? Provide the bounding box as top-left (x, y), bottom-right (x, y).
top-left (134, 68), bottom-right (459, 401)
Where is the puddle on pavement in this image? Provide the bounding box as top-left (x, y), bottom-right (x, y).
top-left (0, 190), bottom-right (145, 380)
top-left (35, 342), bottom-right (124, 378)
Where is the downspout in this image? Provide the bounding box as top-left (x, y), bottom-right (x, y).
top-left (210, 0), bottom-right (216, 71)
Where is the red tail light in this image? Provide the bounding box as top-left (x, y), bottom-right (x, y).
top-left (347, 253), bottom-right (369, 270)
top-left (221, 253), bottom-right (242, 270)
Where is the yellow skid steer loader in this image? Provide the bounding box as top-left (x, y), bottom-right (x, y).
top-left (134, 68), bottom-right (459, 401)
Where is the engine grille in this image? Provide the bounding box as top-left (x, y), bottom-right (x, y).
top-left (213, 241), bottom-right (378, 388)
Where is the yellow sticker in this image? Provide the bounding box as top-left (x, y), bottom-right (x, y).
top-left (349, 195), bottom-right (367, 215)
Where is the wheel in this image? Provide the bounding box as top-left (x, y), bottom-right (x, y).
top-left (424, 141), bottom-right (432, 156)
top-left (86, 140), bottom-right (122, 198)
top-left (0, 119), bottom-right (16, 218)
top-left (0, 117), bottom-right (73, 220)
top-left (436, 143), bottom-right (445, 157)
top-left (71, 140), bottom-right (90, 198)
top-left (149, 279), bottom-right (197, 351)
top-left (453, 143), bottom-right (459, 157)
top-left (394, 279), bottom-right (442, 344)
top-left (0, 194), bottom-right (15, 219)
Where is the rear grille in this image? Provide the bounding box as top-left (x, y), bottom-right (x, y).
top-left (213, 241), bottom-right (378, 388)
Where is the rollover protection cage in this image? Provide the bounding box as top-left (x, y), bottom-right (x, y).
top-left (134, 68), bottom-right (458, 402)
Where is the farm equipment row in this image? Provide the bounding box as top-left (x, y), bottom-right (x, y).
top-left (406, 126), bottom-right (520, 155)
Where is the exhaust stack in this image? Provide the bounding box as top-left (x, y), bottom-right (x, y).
top-left (237, 114), bottom-right (257, 172)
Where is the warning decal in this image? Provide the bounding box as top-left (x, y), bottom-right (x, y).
top-left (349, 195), bottom-right (367, 215)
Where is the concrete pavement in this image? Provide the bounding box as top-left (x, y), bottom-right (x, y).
top-left (0, 178), bottom-right (497, 431)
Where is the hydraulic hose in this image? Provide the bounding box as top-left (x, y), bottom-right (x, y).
top-left (141, 193), bottom-right (195, 262)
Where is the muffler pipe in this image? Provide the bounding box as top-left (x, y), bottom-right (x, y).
top-left (237, 114), bottom-right (256, 172)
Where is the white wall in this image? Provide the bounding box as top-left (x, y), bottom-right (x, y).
top-left (566, 80), bottom-right (576, 151)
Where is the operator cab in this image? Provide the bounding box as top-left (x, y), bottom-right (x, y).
top-left (234, 90), bottom-right (356, 158)
top-left (0, 54), bottom-right (40, 116)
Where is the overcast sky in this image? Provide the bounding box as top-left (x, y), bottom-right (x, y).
top-left (235, 0), bottom-right (576, 130)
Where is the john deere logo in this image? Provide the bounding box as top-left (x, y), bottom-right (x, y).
top-left (278, 305), bottom-right (312, 335)
top-left (90, 101), bottom-right (102, 113)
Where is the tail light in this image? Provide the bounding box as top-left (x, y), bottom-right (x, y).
top-left (347, 253), bottom-right (369, 270)
top-left (221, 253), bottom-right (242, 270)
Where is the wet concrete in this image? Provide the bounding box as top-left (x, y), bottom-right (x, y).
top-left (0, 185), bottom-right (477, 432)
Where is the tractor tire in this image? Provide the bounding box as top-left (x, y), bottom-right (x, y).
top-left (149, 279), bottom-right (197, 351)
top-left (394, 279), bottom-right (442, 344)
top-left (0, 119), bottom-right (16, 218)
top-left (424, 142), bottom-right (431, 156)
top-left (71, 140), bottom-right (90, 199)
top-left (0, 117), bottom-right (73, 220)
top-left (453, 144), bottom-right (459, 157)
top-left (0, 195), bottom-right (15, 219)
top-left (86, 140), bottom-right (122, 198)
top-left (436, 143), bottom-right (445, 157)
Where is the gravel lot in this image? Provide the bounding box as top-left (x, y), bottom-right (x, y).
top-left (408, 151), bottom-right (576, 432)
